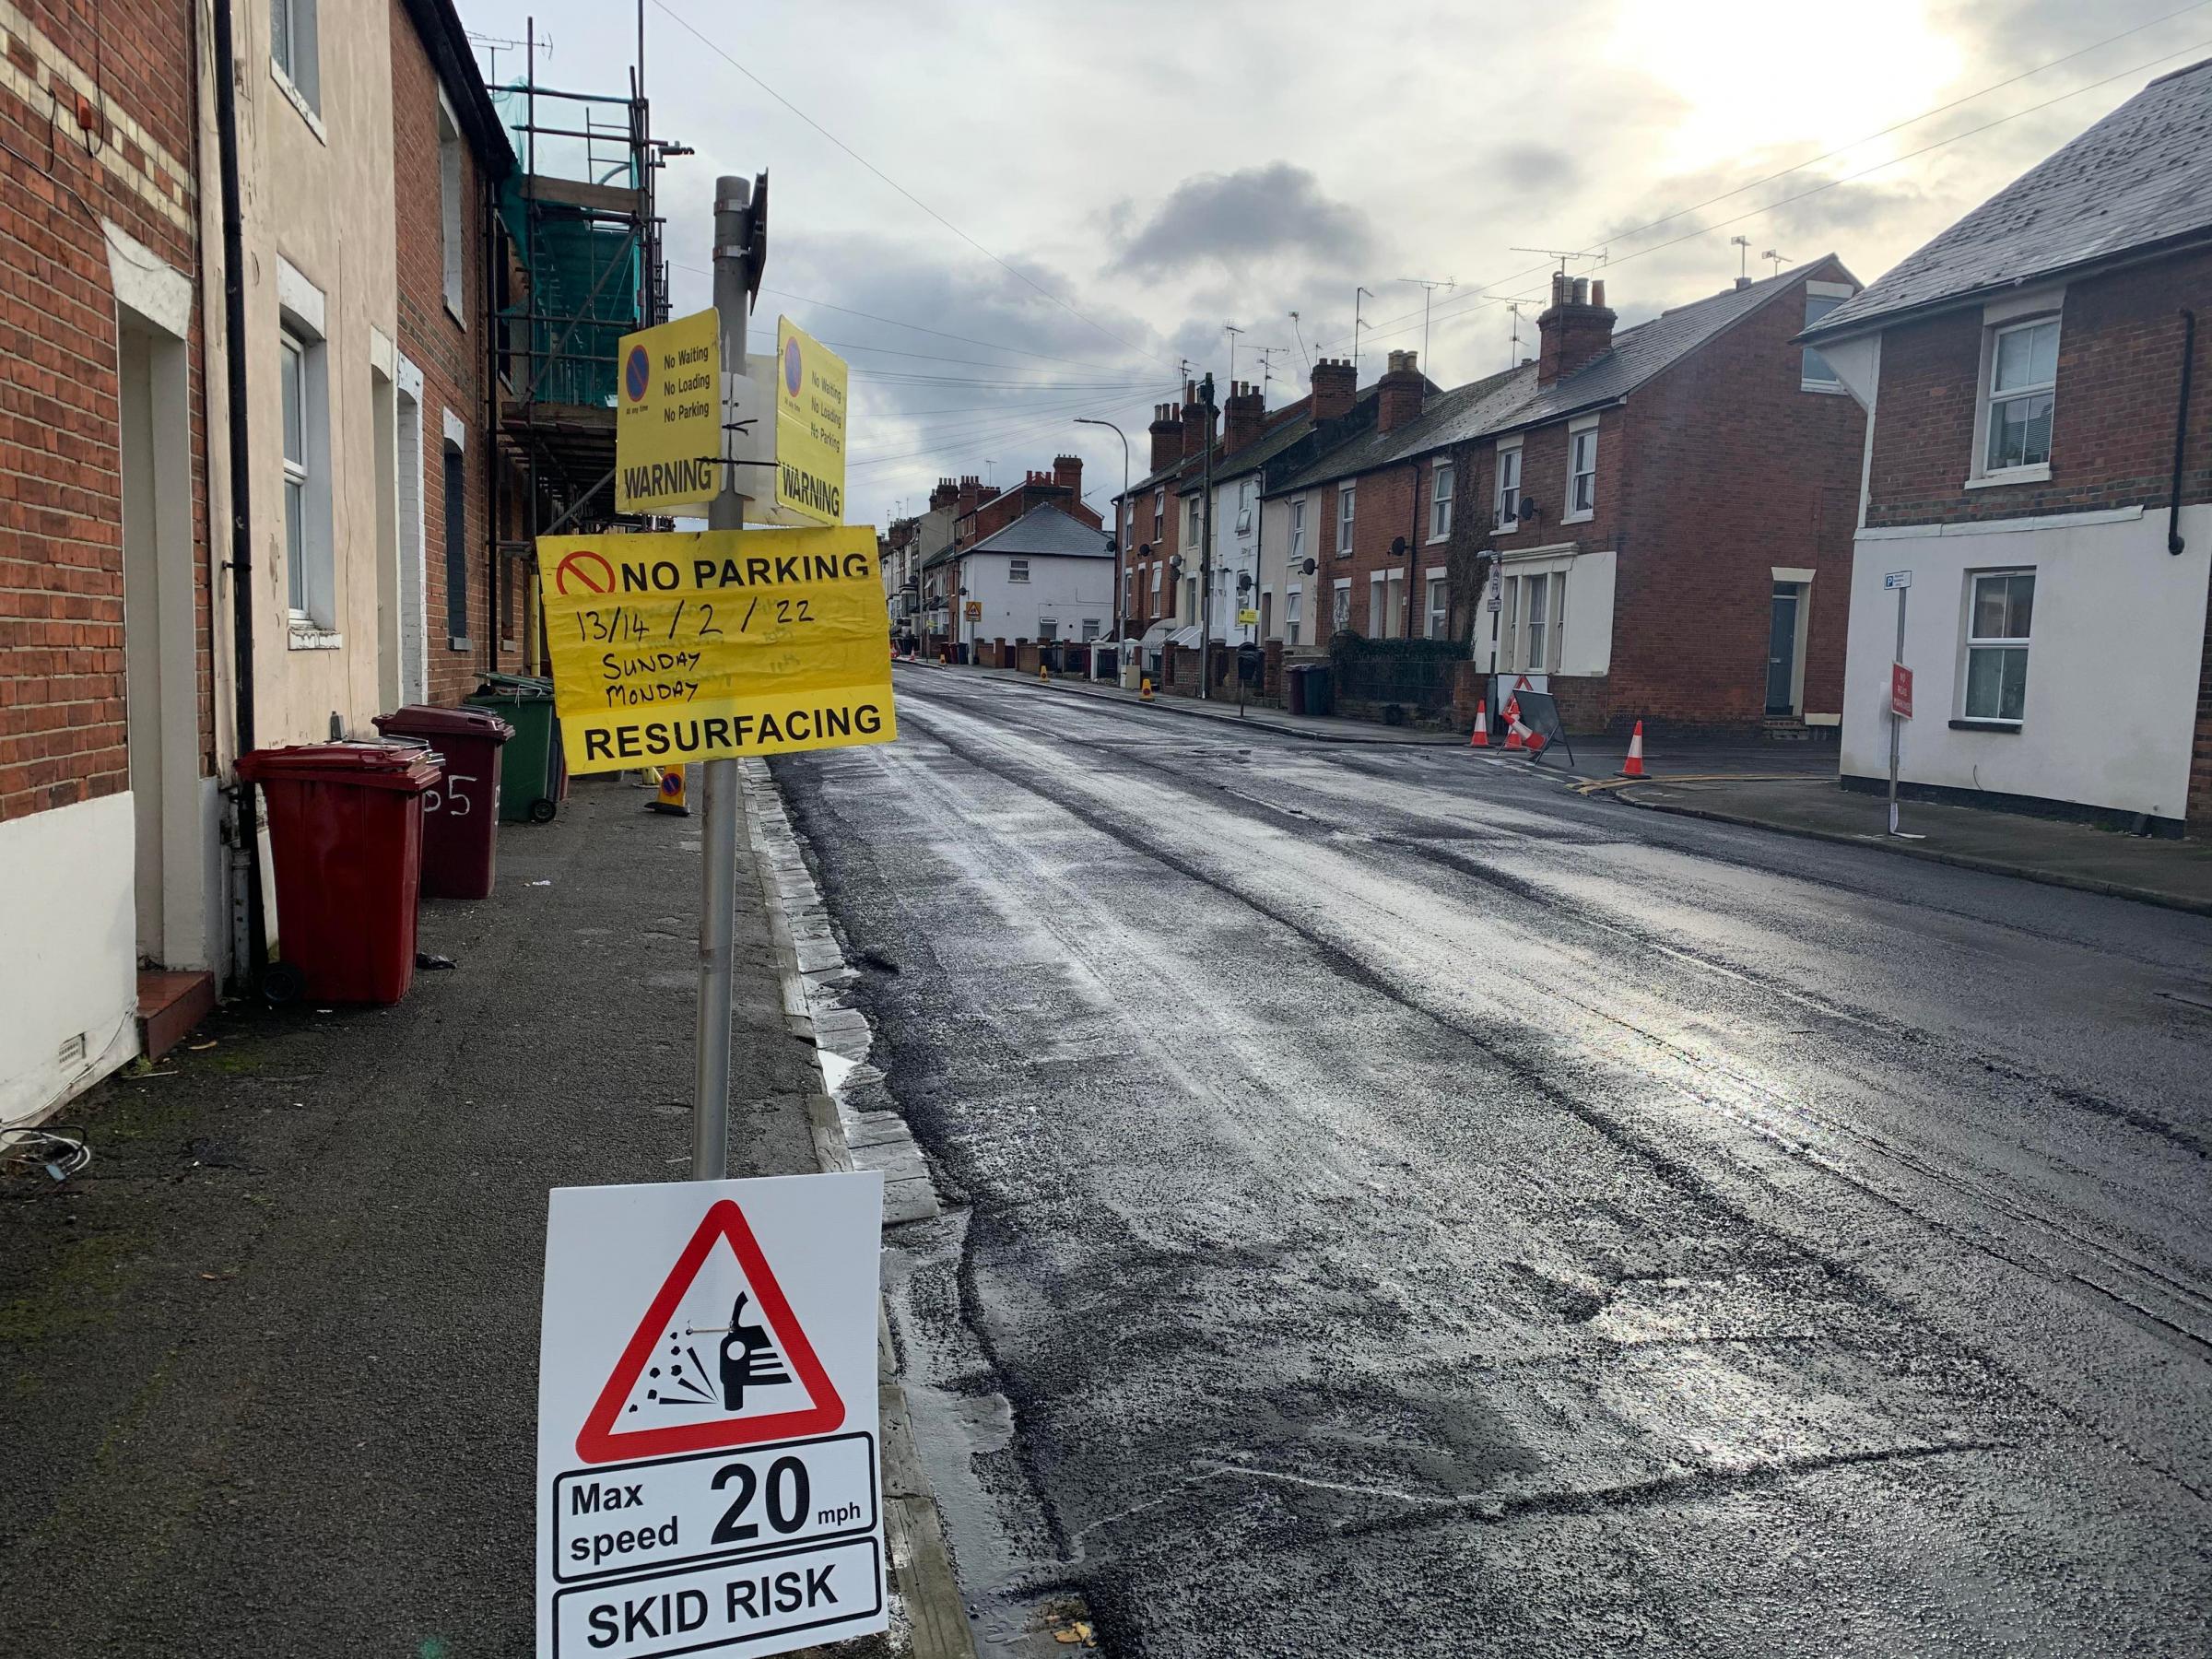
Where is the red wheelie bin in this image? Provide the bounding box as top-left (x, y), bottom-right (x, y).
top-left (371, 704), bottom-right (515, 900)
top-left (234, 743), bottom-right (442, 1004)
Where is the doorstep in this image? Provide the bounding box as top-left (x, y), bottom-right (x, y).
top-left (135, 969), bottom-right (216, 1062)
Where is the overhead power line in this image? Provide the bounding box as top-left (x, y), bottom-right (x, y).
top-left (653, 1), bottom-right (1175, 371)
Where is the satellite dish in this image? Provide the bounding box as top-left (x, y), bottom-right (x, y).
top-left (1301, 558), bottom-right (1318, 575)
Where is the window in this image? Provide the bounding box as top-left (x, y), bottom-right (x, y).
top-left (1286, 586), bottom-right (1303, 647)
top-left (1153, 488), bottom-right (1164, 540)
top-left (1038, 618), bottom-right (1059, 641)
top-left (1500, 571), bottom-right (1567, 673)
top-left (1963, 570), bottom-right (2033, 724)
top-left (1425, 574), bottom-right (1448, 639)
top-left (1331, 580), bottom-right (1351, 632)
top-left (1188, 498), bottom-right (1201, 540)
top-left (1567, 424), bottom-right (1597, 519)
top-left (1496, 442), bottom-right (1522, 528)
top-left (440, 98), bottom-right (466, 323)
top-left (1081, 618), bottom-right (1101, 641)
top-left (1289, 498), bottom-right (1306, 562)
top-left (271, 0), bottom-right (320, 113)
top-left (1802, 294), bottom-right (1846, 388)
top-left (1986, 319), bottom-right (2058, 473)
top-left (442, 437), bottom-right (468, 645)
top-left (1236, 478), bottom-right (1253, 535)
top-left (1336, 484), bottom-right (1355, 557)
top-left (1430, 461), bottom-right (1453, 541)
top-left (1008, 559), bottom-right (1030, 583)
top-left (1151, 562), bottom-right (1162, 593)
top-left (280, 335), bottom-right (308, 615)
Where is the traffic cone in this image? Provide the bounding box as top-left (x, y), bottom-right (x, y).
top-left (1139, 676), bottom-right (1154, 703)
top-left (1502, 719), bottom-right (1524, 751)
top-left (646, 766), bottom-right (689, 816)
top-left (1524, 727), bottom-right (1547, 756)
top-left (1468, 700), bottom-right (1489, 747)
top-left (1619, 720), bottom-right (1647, 779)
top-left (1039, 663), bottom-right (1049, 683)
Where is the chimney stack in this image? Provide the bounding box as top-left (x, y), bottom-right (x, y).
top-left (1309, 357), bottom-right (1357, 423)
top-left (1053, 453), bottom-right (1082, 497)
top-left (1148, 402), bottom-right (1182, 472)
top-left (1181, 378), bottom-right (1216, 460)
top-left (929, 477), bottom-right (958, 512)
top-left (955, 474), bottom-right (981, 520)
top-left (1537, 276), bottom-right (1618, 388)
top-left (1222, 381), bottom-right (1265, 453)
top-left (1377, 350), bottom-right (1426, 434)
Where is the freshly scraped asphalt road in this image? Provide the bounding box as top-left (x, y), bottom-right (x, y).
top-left (778, 665), bottom-right (2212, 1658)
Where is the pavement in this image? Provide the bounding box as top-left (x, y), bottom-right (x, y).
top-left (775, 668), bottom-right (2212, 1658)
top-left (0, 771), bottom-right (971, 1657)
top-left (1607, 774), bottom-right (2212, 915)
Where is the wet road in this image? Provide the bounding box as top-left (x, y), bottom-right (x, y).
top-left (777, 666), bottom-right (2212, 1657)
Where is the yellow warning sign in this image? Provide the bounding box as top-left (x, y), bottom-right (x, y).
top-left (616, 309), bottom-right (722, 515)
top-left (536, 526), bottom-right (896, 773)
top-left (773, 318), bottom-right (847, 526)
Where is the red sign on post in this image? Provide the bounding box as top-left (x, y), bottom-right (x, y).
top-left (1890, 662), bottom-right (1913, 720)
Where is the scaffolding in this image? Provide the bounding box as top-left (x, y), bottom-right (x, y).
top-left (489, 26), bottom-right (670, 550)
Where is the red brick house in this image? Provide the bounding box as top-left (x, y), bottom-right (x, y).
top-left (1800, 58), bottom-right (2211, 833)
top-left (1113, 384), bottom-right (1215, 634)
top-left (1, 0), bottom-right (215, 1126)
top-left (391, 0), bottom-right (517, 707)
top-left (1263, 261), bottom-right (1868, 735)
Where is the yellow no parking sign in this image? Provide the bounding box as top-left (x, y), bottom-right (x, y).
top-left (536, 526), bottom-right (896, 774)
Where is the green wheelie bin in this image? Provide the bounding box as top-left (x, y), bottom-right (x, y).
top-left (466, 674), bottom-right (561, 823)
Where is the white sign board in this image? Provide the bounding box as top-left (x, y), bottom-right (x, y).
top-left (1883, 570), bottom-right (1912, 590)
top-left (537, 1174), bottom-right (887, 1658)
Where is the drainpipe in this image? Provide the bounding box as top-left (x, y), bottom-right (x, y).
top-left (2171, 308), bottom-right (2196, 557)
top-left (483, 164), bottom-right (500, 674)
top-left (212, 0), bottom-right (266, 987)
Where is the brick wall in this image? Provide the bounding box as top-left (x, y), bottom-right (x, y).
top-left (1306, 459), bottom-right (1432, 640)
top-left (391, 0), bottom-right (489, 707)
top-left (1865, 249), bottom-right (2212, 529)
top-left (0, 1), bottom-right (209, 820)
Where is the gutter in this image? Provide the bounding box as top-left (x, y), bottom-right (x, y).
top-left (2170, 307), bottom-right (2195, 557)
top-left (211, 0), bottom-right (267, 988)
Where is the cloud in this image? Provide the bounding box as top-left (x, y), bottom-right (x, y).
top-left (1111, 163), bottom-right (1374, 278)
top-left (1493, 143), bottom-right (1579, 193)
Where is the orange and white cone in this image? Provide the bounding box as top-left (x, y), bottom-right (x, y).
top-left (1619, 720), bottom-right (1647, 779)
top-left (1139, 676), bottom-right (1155, 703)
top-left (1468, 700), bottom-right (1490, 747)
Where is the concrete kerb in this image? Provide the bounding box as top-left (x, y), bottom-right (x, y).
top-left (736, 761), bottom-right (978, 1659)
top-left (1609, 788), bottom-right (2212, 918)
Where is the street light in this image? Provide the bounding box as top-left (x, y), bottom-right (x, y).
top-left (1075, 417), bottom-right (1130, 644)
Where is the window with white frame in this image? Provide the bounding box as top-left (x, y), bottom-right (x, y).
top-left (1008, 559), bottom-right (1030, 583)
top-left (1962, 570), bottom-right (2033, 724)
top-left (280, 333), bottom-right (309, 615)
top-left (1289, 498), bottom-right (1306, 562)
top-left (1425, 572), bottom-right (1448, 639)
top-left (272, 0), bottom-right (320, 112)
top-left (1567, 422), bottom-right (1597, 519)
top-left (1495, 441), bottom-right (1522, 528)
top-left (1037, 618), bottom-right (1059, 641)
top-left (1331, 579), bottom-right (1351, 631)
top-left (1187, 497), bottom-right (1201, 540)
top-left (1151, 561), bottom-right (1162, 593)
top-left (1500, 570), bottom-right (1566, 674)
top-left (1802, 294), bottom-right (1846, 389)
top-left (1236, 477), bottom-right (1253, 535)
top-left (440, 98), bottom-right (466, 322)
top-left (1985, 319), bottom-right (2058, 473)
top-left (1430, 460), bottom-right (1453, 541)
top-left (1081, 617), bottom-right (1101, 641)
top-left (1153, 488), bottom-right (1164, 540)
top-left (1336, 484), bottom-right (1355, 556)
top-left (1286, 585), bottom-right (1303, 646)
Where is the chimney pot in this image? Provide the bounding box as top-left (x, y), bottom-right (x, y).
top-left (1591, 279), bottom-right (1606, 309)
top-left (1571, 276), bottom-right (1589, 305)
top-left (1551, 271), bottom-right (1569, 307)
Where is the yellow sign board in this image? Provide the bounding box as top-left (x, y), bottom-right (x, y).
top-left (535, 526), bottom-right (896, 773)
top-left (773, 317), bottom-right (847, 526)
top-left (615, 309), bottom-right (722, 515)
top-left (1236, 608), bottom-right (1259, 626)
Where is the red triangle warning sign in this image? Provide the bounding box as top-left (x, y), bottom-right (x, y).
top-left (575, 1198), bottom-right (846, 1465)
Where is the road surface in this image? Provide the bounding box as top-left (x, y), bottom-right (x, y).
top-left (777, 665), bottom-right (2212, 1657)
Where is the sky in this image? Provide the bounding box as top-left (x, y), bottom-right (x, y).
top-left (458, 0), bottom-right (2212, 530)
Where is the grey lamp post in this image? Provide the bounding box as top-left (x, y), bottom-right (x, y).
top-left (1075, 417), bottom-right (1130, 642)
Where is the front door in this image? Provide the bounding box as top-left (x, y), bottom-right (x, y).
top-left (1766, 583), bottom-right (1800, 714)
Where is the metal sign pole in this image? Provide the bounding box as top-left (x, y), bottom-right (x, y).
top-left (1887, 580), bottom-right (1908, 838)
top-left (694, 173), bottom-right (754, 1182)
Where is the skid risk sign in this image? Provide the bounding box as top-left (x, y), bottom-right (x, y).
top-left (772, 318), bottom-right (846, 526)
top-left (537, 1174), bottom-right (888, 1658)
top-left (617, 310), bottom-right (723, 515)
top-left (536, 527), bottom-right (897, 774)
